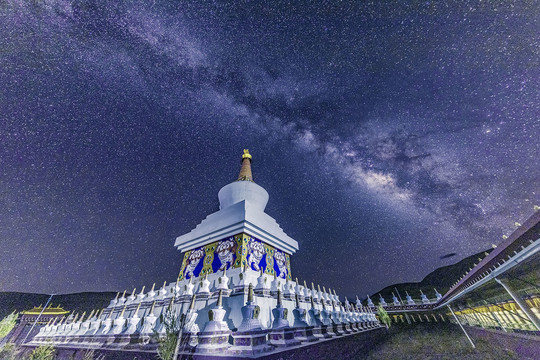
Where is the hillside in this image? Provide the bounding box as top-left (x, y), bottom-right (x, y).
top-left (0, 291), bottom-right (117, 319)
top-left (370, 249), bottom-right (492, 302)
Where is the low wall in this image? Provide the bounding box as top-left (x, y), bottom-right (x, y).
top-left (20, 327), bottom-right (387, 360)
top-left (257, 327), bottom-right (387, 360)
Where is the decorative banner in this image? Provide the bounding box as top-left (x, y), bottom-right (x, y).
top-left (178, 233), bottom-right (292, 280)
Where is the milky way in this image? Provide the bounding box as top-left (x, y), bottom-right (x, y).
top-left (0, 1), bottom-right (538, 298)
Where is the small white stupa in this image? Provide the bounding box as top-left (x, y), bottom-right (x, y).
top-left (406, 291), bottom-right (415, 305)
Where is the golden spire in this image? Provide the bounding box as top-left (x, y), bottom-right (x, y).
top-left (134, 302), bottom-right (142, 315)
top-left (167, 296), bottom-right (175, 311)
top-left (247, 283), bottom-right (254, 304)
top-left (188, 294), bottom-right (197, 312)
top-left (237, 149), bottom-right (254, 182)
top-left (216, 289), bottom-right (223, 308)
top-left (119, 304), bottom-right (127, 318)
top-left (242, 148), bottom-right (252, 160)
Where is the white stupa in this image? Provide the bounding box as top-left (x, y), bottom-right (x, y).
top-left (175, 149), bottom-right (299, 282)
top-left (30, 150), bottom-right (382, 357)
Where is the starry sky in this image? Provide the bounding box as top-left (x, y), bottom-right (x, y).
top-left (1, 1), bottom-right (539, 298)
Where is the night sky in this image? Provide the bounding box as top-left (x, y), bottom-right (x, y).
top-left (1, 1), bottom-right (539, 299)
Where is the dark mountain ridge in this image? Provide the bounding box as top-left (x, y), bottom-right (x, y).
top-left (370, 249), bottom-right (492, 303)
top-left (0, 249), bottom-right (491, 319)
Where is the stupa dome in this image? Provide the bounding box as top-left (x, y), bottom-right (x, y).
top-left (218, 149), bottom-right (269, 211)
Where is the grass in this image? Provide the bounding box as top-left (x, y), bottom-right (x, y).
top-left (1, 323), bottom-right (531, 360)
top-left (0, 343), bottom-right (20, 360)
top-left (28, 345), bottom-right (56, 360)
top-left (363, 323), bottom-right (520, 360)
top-left (259, 323), bottom-right (525, 360)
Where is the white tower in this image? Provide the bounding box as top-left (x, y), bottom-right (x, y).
top-left (176, 150), bottom-right (299, 282)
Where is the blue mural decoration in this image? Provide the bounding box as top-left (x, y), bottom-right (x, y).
top-left (179, 233), bottom-right (292, 280)
top-left (212, 237), bottom-right (238, 272)
top-left (183, 247), bottom-right (205, 279)
top-left (273, 249), bottom-right (289, 279)
top-left (246, 237), bottom-right (266, 272)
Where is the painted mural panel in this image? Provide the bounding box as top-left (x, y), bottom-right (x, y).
top-left (182, 248), bottom-right (205, 279)
top-left (244, 235), bottom-right (291, 280)
top-left (178, 235), bottom-right (242, 280)
top-left (178, 233), bottom-right (292, 280)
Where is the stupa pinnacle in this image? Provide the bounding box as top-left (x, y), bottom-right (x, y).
top-left (176, 150), bottom-right (297, 259)
top-left (237, 149), bottom-right (253, 181)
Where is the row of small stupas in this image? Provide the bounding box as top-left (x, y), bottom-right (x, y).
top-left (30, 150), bottom-right (383, 356)
top-left (31, 280), bottom-right (379, 355)
top-left (367, 289), bottom-right (443, 308)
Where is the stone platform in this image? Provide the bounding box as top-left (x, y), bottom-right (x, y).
top-left (22, 326), bottom-right (386, 360)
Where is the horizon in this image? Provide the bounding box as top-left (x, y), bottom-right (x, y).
top-left (0, 246), bottom-right (492, 299)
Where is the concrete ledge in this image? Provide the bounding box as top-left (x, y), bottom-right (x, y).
top-left (21, 327), bottom-right (387, 360)
top-left (254, 327), bottom-right (386, 360)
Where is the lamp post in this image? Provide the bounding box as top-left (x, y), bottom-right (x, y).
top-left (447, 305), bottom-right (475, 349)
top-left (394, 287), bottom-right (411, 324)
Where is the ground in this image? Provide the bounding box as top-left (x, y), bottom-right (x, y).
top-left (363, 323), bottom-right (529, 360)
top-left (257, 323), bottom-right (536, 360)
top-left (4, 323), bottom-right (539, 359)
